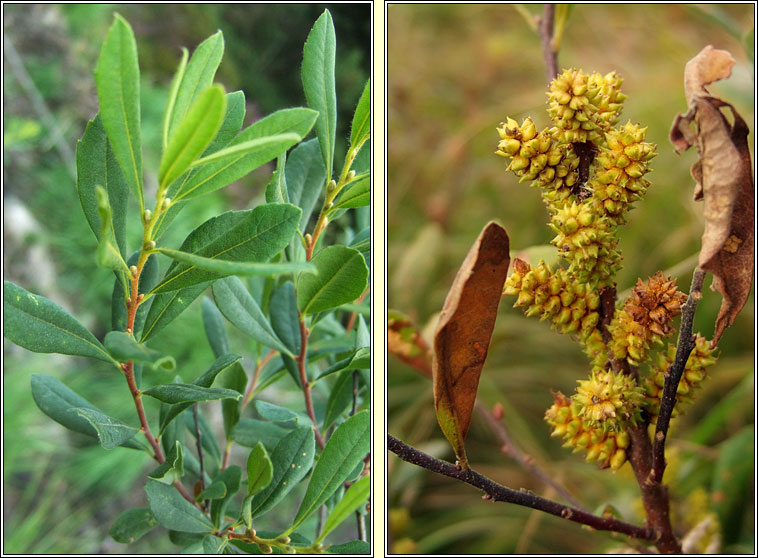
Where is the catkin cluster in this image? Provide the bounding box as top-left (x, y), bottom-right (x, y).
top-left (496, 69), bottom-right (718, 471)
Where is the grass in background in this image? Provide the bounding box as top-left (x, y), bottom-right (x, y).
top-left (387, 4), bottom-right (754, 554)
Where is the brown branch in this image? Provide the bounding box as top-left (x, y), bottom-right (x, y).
top-left (538, 4), bottom-right (558, 81)
top-left (297, 316), bottom-right (325, 450)
top-left (475, 401), bottom-right (585, 510)
top-left (650, 268), bottom-right (706, 483)
top-left (388, 434), bottom-right (656, 541)
top-left (241, 349), bottom-right (276, 412)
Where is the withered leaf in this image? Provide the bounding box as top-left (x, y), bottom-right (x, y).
top-left (668, 46), bottom-right (754, 346)
top-left (433, 222), bottom-right (510, 469)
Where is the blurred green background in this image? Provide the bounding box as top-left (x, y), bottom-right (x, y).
top-left (387, 4), bottom-right (754, 555)
top-left (3, 3), bottom-right (369, 553)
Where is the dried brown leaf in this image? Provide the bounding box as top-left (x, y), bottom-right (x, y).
top-left (432, 222), bottom-right (510, 469)
top-left (668, 46), bottom-right (754, 346)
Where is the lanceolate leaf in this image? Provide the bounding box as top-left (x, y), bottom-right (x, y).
top-left (174, 108), bottom-right (317, 201)
top-left (152, 205), bottom-right (301, 294)
top-left (201, 297), bottom-right (229, 358)
top-left (315, 347), bottom-right (370, 381)
top-left (95, 186), bottom-right (130, 273)
top-left (302, 9), bottom-right (337, 180)
top-left (190, 133), bottom-right (300, 168)
top-left (269, 281), bottom-right (301, 356)
top-left (145, 480), bottom-right (214, 533)
top-left (110, 507), bottom-right (159, 544)
top-left (140, 281), bottom-right (212, 342)
top-left (265, 153), bottom-right (288, 204)
top-left (4, 281), bottom-right (115, 364)
top-left (204, 91), bottom-right (246, 155)
top-left (166, 30), bottom-right (224, 142)
top-left (156, 248), bottom-right (314, 278)
top-left (315, 475), bottom-right (370, 543)
top-left (210, 465), bottom-right (242, 528)
top-left (76, 114), bottom-right (128, 257)
top-left (287, 410), bottom-right (369, 534)
top-left (285, 138), bottom-right (327, 233)
top-left (94, 14), bottom-right (144, 211)
top-left (249, 427), bottom-right (315, 519)
top-left (104, 331), bottom-right (176, 371)
top-left (350, 79), bottom-right (371, 147)
top-left (158, 353), bottom-right (242, 435)
top-left (246, 442), bottom-right (274, 496)
top-left (159, 84), bottom-right (227, 192)
top-left (433, 222), bottom-right (510, 470)
top-left (149, 441), bottom-right (185, 485)
top-left (333, 174), bottom-right (370, 209)
top-left (72, 407), bottom-right (139, 450)
top-left (162, 47), bottom-right (188, 150)
top-left (30, 374), bottom-right (144, 450)
top-left (142, 384), bottom-right (242, 405)
top-left (212, 276), bottom-right (292, 356)
top-left (297, 246), bottom-right (369, 314)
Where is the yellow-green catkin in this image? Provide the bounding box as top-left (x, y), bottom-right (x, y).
top-left (588, 121), bottom-right (657, 224)
top-left (572, 368), bottom-right (645, 431)
top-left (546, 69), bottom-right (603, 144)
top-left (607, 272), bottom-right (688, 366)
top-left (587, 71), bottom-right (627, 141)
top-left (549, 201), bottom-right (621, 288)
top-left (642, 334), bottom-right (718, 422)
top-left (503, 258), bottom-right (600, 339)
top-left (545, 391), bottom-right (630, 470)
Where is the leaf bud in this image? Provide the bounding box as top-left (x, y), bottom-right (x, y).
top-left (143, 209), bottom-right (152, 223)
top-left (162, 197), bottom-right (171, 209)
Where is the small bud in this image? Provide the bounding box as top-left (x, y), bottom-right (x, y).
top-left (144, 240), bottom-right (156, 251)
top-left (162, 197), bottom-right (171, 209)
top-left (130, 265), bottom-right (139, 278)
top-left (347, 170), bottom-right (356, 181)
top-left (143, 209), bottom-right (152, 223)
top-left (327, 179), bottom-right (337, 192)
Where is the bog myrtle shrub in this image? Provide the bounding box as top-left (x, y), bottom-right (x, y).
top-left (4, 11), bottom-right (371, 554)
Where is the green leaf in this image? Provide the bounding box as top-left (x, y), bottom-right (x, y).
top-left (269, 281), bottom-right (301, 356)
top-left (183, 408), bottom-right (222, 466)
top-left (94, 186), bottom-right (130, 272)
top-left (110, 507), bottom-right (159, 544)
top-left (232, 419), bottom-right (290, 450)
top-left (285, 138), bottom-right (327, 233)
top-left (72, 407), bottom-right (139, 450)
top-left (212, 277), bottom-right (292, 356)
top-left (350, 79), bottom-right (371, 147)
top-left (210, 465), bottom-right (242, 528)
top-left (219, 361), bottom-right (247, 441)
top-left (249, 427), bottom-right (315, 519)
top-left (255, 400), bottom-right (299, 426)
top-left (4, 281), bottom-right (115, 364)
top-left (205, 91), bottom-right (246, 155)
top-left (175, 108), bottom-right (317, 201)
top-left (198, 480), bottom-right (227, 501)
top-left (297, 246), bottom-right (369, 314)
top-left (162, 47), bottom-right (189, 150)
top-left (76, 114), bottom-right (128, 256)
top-left (159, 84), bottom-right (227, 192)
top-left (315, 347), bottom-right (370, 381)
top-left (104, 331), bottom-right (176, 370)
top-left (325, 540), bottom-right (370, 554)
top-left (246, 442), bottom-right (274, 496)
top-left (149, 441), bottom-right (185, 485)
top-left (143, 384), bottom-right (242, 405)
top-left (201, 297), bottom-right (229, 358)
top-left (349, 227), bottom-right (371, 263)
top-left (316, 475), bottom-right (370, 543)
top-left (152, 205), bottom-right (302, 294)
top-left (141, 281), bottom-right (212, 342)
top-left (302, 9), bottom-right (337, 180)
top-left (333, 174), bottom-right (370, 209)
top-left (145, 480), bottom-right (214, 533)
top-left (351, 139), bottom-right (370, 174)
top-left (265, 153), bottom-right (288, 204)
top-left (190, 133), bottom-right (300, 168)
top-left (157, 248), bottom-right (314, 278)
top-left (94, 13), bottom-right (144, 211)
top-left (202, 535), bottom-right (228, 554)
top-left (712, 427), bottom-right (754, 543)
top-left (286, 411), bottom-right (369, 534)
top-left (166, 30), bottom-right (224, 142)
top-left (30, 374), bottom-right (144, 450)
top-left (323, 371), bottom-right (355, 431)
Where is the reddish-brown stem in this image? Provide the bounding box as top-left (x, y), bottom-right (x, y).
top-left (240, 349), bottom-right (276, 412)
top-left (124, 360), bottom-right (165, 463)
top-left (345, 287), bottom-right (369, 332)
top-left (627, 426), bottom-right (681, 553)
top-left (297, 316), bottom-right (325, 449)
